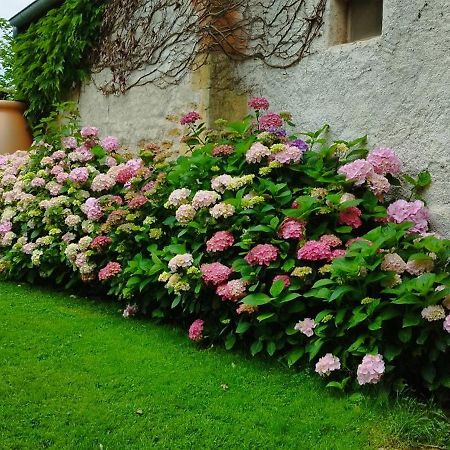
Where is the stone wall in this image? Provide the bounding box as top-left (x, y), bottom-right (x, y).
top-left (76, 0), bottom-right (450, 234)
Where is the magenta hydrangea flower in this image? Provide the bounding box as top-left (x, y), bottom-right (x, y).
top-left (259, 113), bottom-right (283, 130)
top-left (273, 274), bottom-right (290, 288)
top-left (81, 126), bottom-right (99, 138)
top-left (297, 241), bottom-right (332, 261)
top-left (180, 111), bottom-right (201, 125)
top-left (315, 354), bottom-right (341, 376)
top-left (69, 167), bottom-right (89, 184)
top-left (98, 261), bottom-right (122, 281)
top-left (248, 97), bottom-right (270, 110)
top-left (319, 234), bottom-right (342, 248)
top-left (101, 136), bottom-right (120, 152)
top-left (294, 318), bottom-right (316, 337)
top-left (206, 231), bottom-right (234, 252)
top-left (188, 319), bottom-right (204, 341)
top-left (278, 218), bottom-right (305, 240)
top-left (387, 200), bottom-right (429, 234)
top-left (216, 279), bottom-right (246, 302)
top-left (338, 206), bottom-right (363, 229)
top-left (245, 244), bottom-right (279, 266)
top-left (338, 159), bottom-right (374, 185)
top-left (116, 167), bottom-right (135, 185)
top-left (357, 354), bottom-right (385, 385)
top-left (201, 262), bottom-right (232, 285)
top-left (367, 147), bottom-right (401, 175)
top-left (90, 236), bottom-right (112, 250)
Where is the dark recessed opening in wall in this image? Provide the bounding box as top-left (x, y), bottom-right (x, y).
top-left (329, 0), bottom-right (383, 46)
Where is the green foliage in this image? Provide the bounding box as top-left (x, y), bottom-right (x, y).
top-left (1, 282), bottom-right (449, 449)
top-left (0, 18), bottom-right (15, 97)
top-left (11, 0), bottom-right (104, 124)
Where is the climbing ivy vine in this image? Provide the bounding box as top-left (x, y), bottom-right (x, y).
top-left (12, 0), bottom-right (105, 126)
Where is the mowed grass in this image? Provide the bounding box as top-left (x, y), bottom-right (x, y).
top-left (0, 282), bottom-right (448, 450)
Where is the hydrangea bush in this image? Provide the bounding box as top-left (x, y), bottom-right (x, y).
top-left (0, 100), bottom-right (448, 397)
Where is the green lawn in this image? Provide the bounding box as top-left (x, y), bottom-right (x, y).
top-left (0, 282), bottom-right (448, 450)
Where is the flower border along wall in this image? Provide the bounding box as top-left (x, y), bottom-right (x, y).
top-left (0, 99), bottom-right (448, 397)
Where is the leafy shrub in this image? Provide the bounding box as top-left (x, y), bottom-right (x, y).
top-left (0, 100), bottom-right (448, 397)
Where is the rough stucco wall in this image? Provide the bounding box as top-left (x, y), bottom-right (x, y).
top-left (237, 0), bottom-right (450, 235)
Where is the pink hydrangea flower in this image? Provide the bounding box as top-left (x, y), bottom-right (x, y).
top-left (101, 136), bottom-right (120, 152)
top-left (259, 113), bottom-right (283, 130)
top-left (405, 258), bottom-right (434, 275)
top-left (98, 261), bottom-right (122, 281)
top-left (236, 303), bottom-right (258, 315)
top-left (273, 274), bottom-right (290, 288)
top-left (294, 318), bottom-right (316, 337)
top-left (91, 174), bottom-right (116, 192)
top-left (168, 253), bottom-right (194, 272)
top-left (128, 195), bottom-right (148, 210)
top-left (0, 220), bottom-right (12, 235)
top-left (192, 190), bottom-right (220, 209)
top-left (315, 354), bottom-right (341, 376)
top-left (338, 206), bottom-right (363, 229)
top-left (381, 253), bottom-right (407, 274)
top-left (278, 218), bottom-right (305, 240)
top-left (201, 262), bottom-right (232, 285)
top-left (176, 204), bottom-right (196, 224)
top-left (105, 156), bottom-right (117, 167)
top-left (180, 111), bottom-right (201, 125)
top-left (367, 147), bottom-right (401, 175)
top-left (330, 249), bottom-right (346, 260)
top-left (443, 315), bottom-right (450, 333)
top-left (69, 167), bottom-right (89, 184)
top-left (246, 142), bottom-right (271, 163)
top-left (167, 188), bottom-right (191, 207)
top-left (62, 137), bottom-right (78, 149)
top-left (387, 200), bottom-right (429, 234)
top-left (368, 173), bottom-right (390, 196)
top-left (248, 97), bottom-right (270, 110)
top-left (31, 177), bottom-right (46, 188)
top-left (245, 244), bottom-right (279, 266)
top-left (319, 234), bottom-right (342, 248)
top-left (212, 145), bottom-right (234, 156)
top-left (51, 150), bottom-right (66, 160)
top-left (116, 167), bottom-right (135, 184)
top-left (81, 126), bottom-right (99, 138)
top-left (56, 172), bottom-right (69, 184)
top-left (206, 231), bottom-right (234, 252)
top-left (188, 319), bottom-right (204, 341)
top-left (216, 279), bottom-right (246, 302)
top-left (90, 236), bottom-right (112, 250)
top-left (297, 241), bottom-right (332, 261)
top-left (82, 198), bottom-right (103, 221)
top-left (357, 354), bottom-right (385, 385)
top-left (211, 174), bottom-right (233, 193)
top-left (273, 145), bottom-right (304, 164)
top-left (338, 159), bottom-right (374, 185)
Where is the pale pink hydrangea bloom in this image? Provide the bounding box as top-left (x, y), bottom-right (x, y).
top-left (421, 305), bottom-right (445, 321)
top-left (357, 354), bottom-right (385, 385)
top-left (211, 174), bottom-right (233, 193)
top-left (104, 156), bottom-right (117, 168)
top-left (0, 220), bottom-right (13, 235)
top-left (91, 174), bottom-right (116, 192)
top-left (319, 234), bottom-right (342, 248)
top-left (209, 202), bottom-right (235, 219)
top-left (175, 204), bottom-right (196, 224)
top-left (246, 142), bottom-right (271, 163)
top-left (245, 244), bottom-right (279, 266)
top-left (65, 215), bottom-right (81, 227)
top-left (277, 218), bottom-right (305, 240)
top-left (101, 136), bottom-right (120, 152)
top-left (297, 240), bottom-right (332, 261)
top-left (40, 156), bottom-right (54, 167)
top-left (167, 188), bottom-right (191, 207)
top-left (367, 147), bottom-right (401, 175)
top-left (340, 193), bottom-right (356, 203)
top-left (62, 137), bottom-right (77, 149)
top-left (405, 259), bottom-right (434, 275)
top-left (381, 253), bottom-right (407, 274)
top-left (69, 167), bottom-right (89, 184)
top-left (443, 315), bottom-right (450, 333)
top-left (248, 97), bottom-right (270, 110)
top-left (201, 262), bottom-right (232, 285)
top-left (81, 126), bottom-right (99, 138)
top-left (387, 200), bottom-right (429, 234)
top-left (315, 354), bottom-right (341, 376)
top-left (168, 253), bottom-right (194, 272)
top-left (51, 165), bottom-right (64, 175)
top-left (206, 231), bottom-right (234, 252)
top-left (368, 173), bottom-right (390, 196)
top-left (188, 319), bottom-right (204, 341)
top-left (56, 172), bottom-right (69, 184)
top-left (31, 177), bottom-right (46, 188)
top-left (294, 318), bottom-right (316, 337)
top-left (273, 274), bottom-right (290, 288)
top-left (22, 242), bottom-right (37, 254)
top-left (338, 206), bottom-right (363, 229)
top-left (98, 261), bottom-right (122, 281)
top-left (338, 159), bottom-right (374, 185)
top-left (82, 198), bottom-right (103, 221)
top-left (236, 303), bottom-right (258, 315)
top-left (123, 304), bottom-right (138, 318)
top-left (273, 145), bottom-right (304, 164)
top-left (51, 150), bottom-right (66, 160)
top-left (46, 182), bottom-right (63, 196)
top-left (192, 190), bottom-right (221, 209)
top-left (216, 279), bottom-right (246, 302)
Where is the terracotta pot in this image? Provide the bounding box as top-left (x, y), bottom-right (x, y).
top-left (0, 101), bottom-right (33, 155)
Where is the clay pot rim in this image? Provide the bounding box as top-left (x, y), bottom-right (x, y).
top-left (0, 100), bottom-right (27, 111)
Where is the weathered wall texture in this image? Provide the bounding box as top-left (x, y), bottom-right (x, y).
top-left (77, 0), bottom-right (450, 234)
